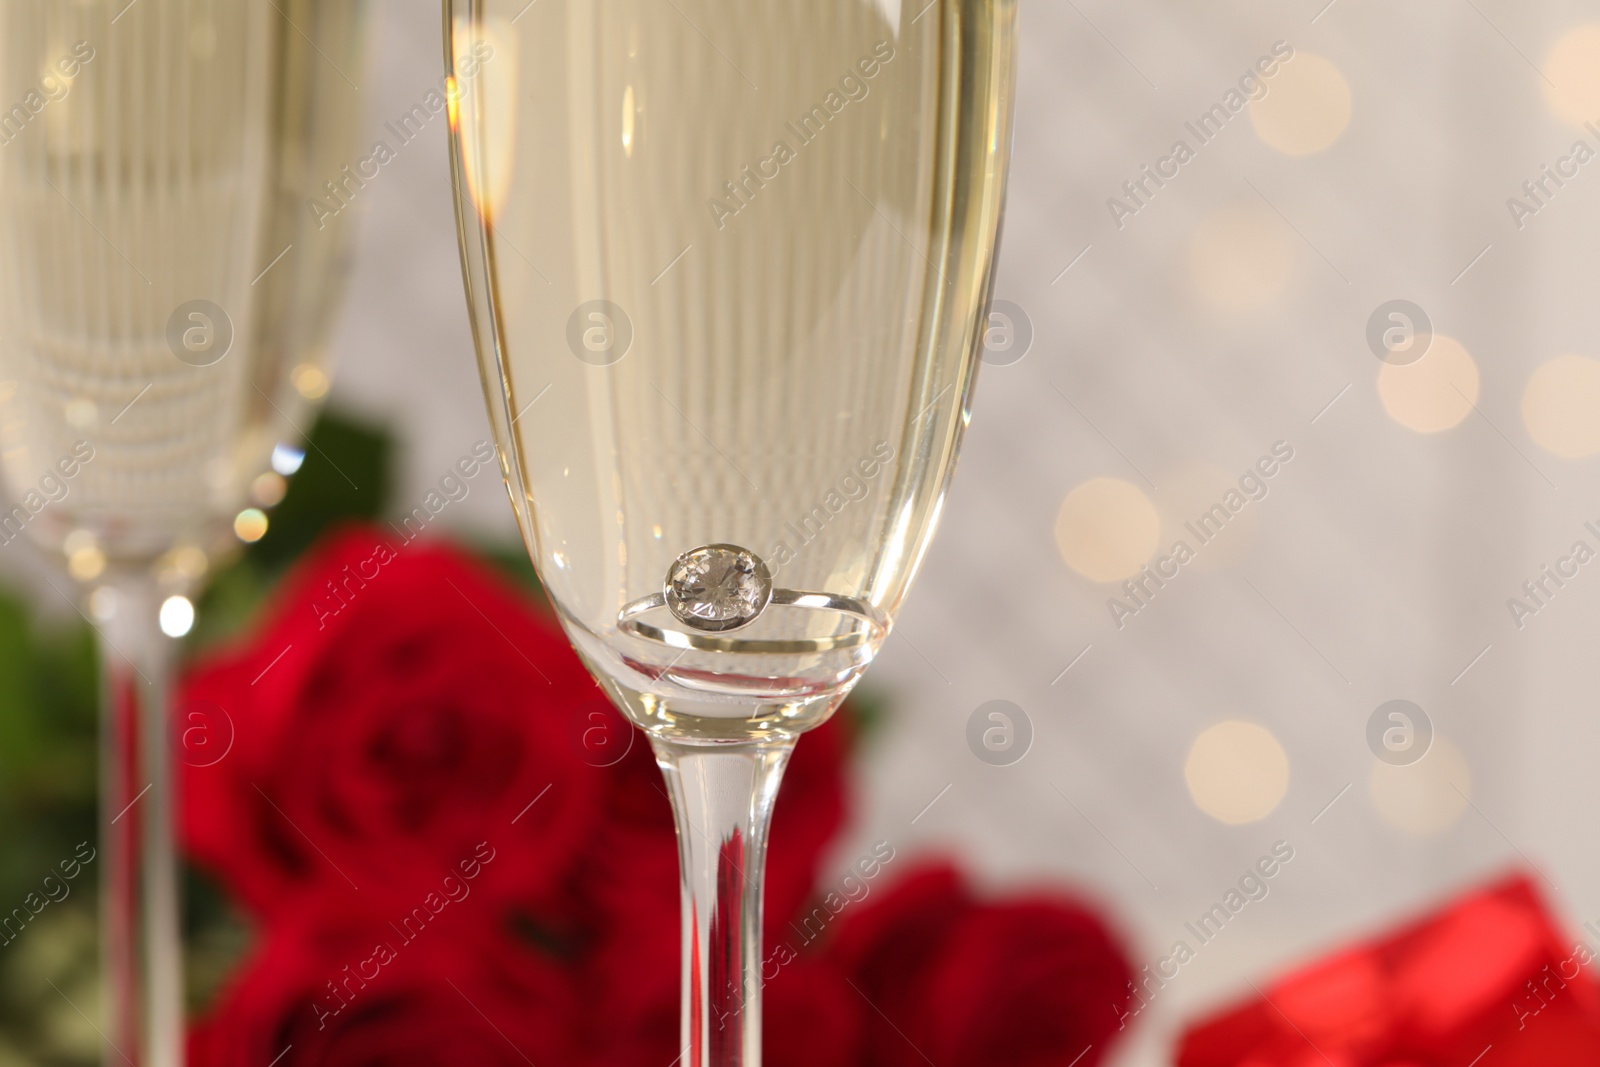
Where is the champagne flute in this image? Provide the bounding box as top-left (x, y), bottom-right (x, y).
top-left (0, 2), bottom-right (366, 1062)
top-left (445, 2), bottom-right (1016, 1062)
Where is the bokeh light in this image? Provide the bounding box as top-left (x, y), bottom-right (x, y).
top-left (1250, 52), bottom-right (1352, 156)
top-left (234, 508), bottom-right (269, 543)
top-left (63, 529), bottom-right (105, 582)
top-left (1189, 204), bottom-right (1295, 312)
top-left (1370, 734), bottom-right (1471, 836)
top-left (66, 545), bottom-right (105, 582)
top-left (1054, 477), bottom-right (1161, 583)
top-left (271, 442), bottom-right (306, 476)
top-left (87, 585), bottom-right (116, 623)
top-left (1543, 26), bottom-right (1600, 129)
top-left (1185, 721), bottom-right (1290, 825)
top-left (158, 595), bottom-right (195, 638)
top-left (291, 363), bottom-right (330, 400)
top-left (252, 470), bottom-right (288, 506)
top-left (161, 544), bottom-right (210, 587)
top-left (1377, 334), bottom-right (1479, 434)
top-left (1522, 354), bottom-right (1600, 458)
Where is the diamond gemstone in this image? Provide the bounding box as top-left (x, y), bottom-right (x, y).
top-left (664, 544), bottom-right (773, 632)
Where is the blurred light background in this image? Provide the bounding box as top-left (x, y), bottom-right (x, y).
top-left (10, 1), bottom-right (1600, 1063)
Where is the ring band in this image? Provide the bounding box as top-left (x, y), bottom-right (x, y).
top-left (618, 587), bottom-right (889, 654)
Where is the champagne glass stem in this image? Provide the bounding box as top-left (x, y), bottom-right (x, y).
top-left (652, 737), bottom-right (794, 1067)
top-left (97, 571), bottom-right (183, 1067)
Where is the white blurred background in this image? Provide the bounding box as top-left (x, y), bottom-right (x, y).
top-left (20, 1), bottom-right (1600, 1062)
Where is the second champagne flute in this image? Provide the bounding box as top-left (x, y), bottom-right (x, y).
top-left (0, 1), bottom-right (367, 1062)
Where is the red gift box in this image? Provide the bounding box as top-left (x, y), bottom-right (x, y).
top-left (1177, 874), bottom-right (1600, 1067)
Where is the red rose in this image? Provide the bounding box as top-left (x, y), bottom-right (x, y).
top-left (177, 523), bottom-right (1141, 1065)
top-left (554, 734), bottom-right (680, 1060)
top-left (189, 918), bottom-right (578, 1066)
top-left (765, 957), bottom-right (866, 1067)
top-left (830, 862), bottom-right (1136, 1067)
top-left (923, 897), bottom-right (1138, 1065)
top-left (182, 528), bottom-right (599, 920)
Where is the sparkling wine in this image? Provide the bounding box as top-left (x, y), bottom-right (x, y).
top-left (0, 6), bottom-right (368, 1065)
top-left (449, 0), bottom-right (1016, 738)
top-left (0, 0), bottom-right (366, 568)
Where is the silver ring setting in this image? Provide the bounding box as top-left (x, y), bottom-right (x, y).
top-left (618, 543), bottom-right (889, 654)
